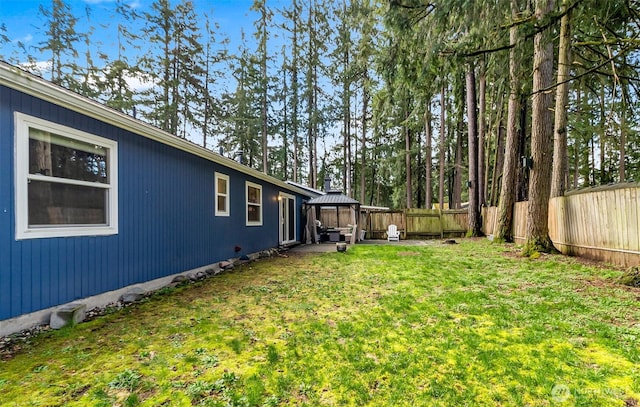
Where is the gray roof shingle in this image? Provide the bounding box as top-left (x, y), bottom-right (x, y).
top-left (306, 191), bottom-right (360, 205)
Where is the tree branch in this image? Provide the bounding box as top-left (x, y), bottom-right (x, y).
top-left (530, 44), bottom-right (637, 96)
top-left (389, 0), bottom-right (435, 10)
top-left (455, 0), bottom-right (584, 58)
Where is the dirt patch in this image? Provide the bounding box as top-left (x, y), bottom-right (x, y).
top-left (397, 251), bottom-right (421, 256)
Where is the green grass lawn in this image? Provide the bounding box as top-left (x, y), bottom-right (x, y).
top-left (1, 240), bottom-right (639, 406)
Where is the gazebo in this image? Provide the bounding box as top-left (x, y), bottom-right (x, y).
top-left (305, 190), bottom-right (361, 244)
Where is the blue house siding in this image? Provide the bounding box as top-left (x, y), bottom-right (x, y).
top-left (0, 81), bottom-right (309, 322)
top-left (1, 84), bottom-right (17, 319)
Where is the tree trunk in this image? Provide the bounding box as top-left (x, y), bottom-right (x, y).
top-left (517, 96), bottom-right (529, 201)
top-left (343, 95), bottom-right (351, 194)
top-left (572, 86), bottom-right (581, 189)
top-left (495, 0), bottom-right (521, 242)
top-left (343, 36), bottom-right (351, 195)
top-left (551, 1), bottom-right (571, 198)
top-left (438, 83), bottom-right (446, 210)
top-left (524, 0), bottom-right (556, 255)
top-left (452, 75), bottom-right (465, 210)
top-left (478, 59), bottom-right (487, 208)
top-left (292, 0), bottom-right (300, 182)
top-left (490, 117), bottom-right (505, 207)
top-left (282, 58), bottom-right (289, 179)
top-left (466, 63), bottom-right (482, 236)
top-left (360, 82), bottom-right (369, 204)
top-left (620, 104), bottom-right (626, 182)
top-left (405, 106), bottom-right (413, 208)
top-left (599, 84), bottom-right (606, 184)
top-left (452, 122), bottom-right (463, 210)
top-left (425, 105), bottom-right (433, 208)
top-left (590, 131), bottom-right (595, 185)
top-left (260, 7), bottom-right (268, 174)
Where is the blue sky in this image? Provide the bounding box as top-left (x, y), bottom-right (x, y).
top-left (0, 0), bottom-right (289, 65)
top-left (0, 0), bottom-right (296, 149)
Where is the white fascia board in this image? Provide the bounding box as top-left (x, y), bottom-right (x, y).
top-left (0, 62), bottom-right (311, 198)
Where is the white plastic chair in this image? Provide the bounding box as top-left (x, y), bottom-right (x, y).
top-left (387, 224), bottom-right (400, 241)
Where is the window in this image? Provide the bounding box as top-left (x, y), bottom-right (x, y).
top-left (15, 113), bottom-right (118, 239)
top-left (215, 172), bottom-right (229, 216)
top-left (246, 181), bottom-right (262, 226)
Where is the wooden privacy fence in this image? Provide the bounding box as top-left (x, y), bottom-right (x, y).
top-left (549, 185), bottom-right (640, 267)
top-left (363, 209), bottom-right (468, 240)
top-left (483, 183), bottom-right (640, 267)
top-left (318, 207), bottom-right (357, 228)
top-left (322, 183), bottom-right (640, 266)
top-left (482, 202), bottom-right (528, 243)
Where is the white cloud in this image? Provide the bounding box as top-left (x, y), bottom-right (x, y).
top-left (82, 0), bottom-right (115, 4)
top-left (83, 0), bottom-right (141, 8)
top-left (124, 72), bottom-right (154, 92)
top-left (12, 34), bottom-right (33, 44)
top-left (98, 65), bottom-right (156, 92)
top-left (18, 60), bottom-right (52, 78)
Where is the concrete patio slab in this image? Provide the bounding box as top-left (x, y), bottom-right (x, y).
top-left (288, 239), bottom-right (434, 253)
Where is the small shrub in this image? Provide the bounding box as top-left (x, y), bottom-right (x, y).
top-left (618, 267), bottom-right (640, 287)
top-left (32, 365), bottom-right (48, 373)
top-left (124, 393), bottom-right (139, 407)
top-left (266, 345), bottom-right (279, 364)
top-left (186, 380), bottom-right (212, 400)
top-left (108, 369), bottom-right (142, 391)
top-left (228, 338), bottom-right (243, 354)
top-left (222, 371), bottom-right (238, 385)
top-left (154, 286), bottom-right (177, 296)
top-left (262, 395), bottom-right (280, 407)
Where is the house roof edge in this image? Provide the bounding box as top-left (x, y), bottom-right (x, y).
top-left (0, 61), bottom-right (311, 198)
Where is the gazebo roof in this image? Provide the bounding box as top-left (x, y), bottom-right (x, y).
top-left (306, 190), bottom-right (360, 206)
top-left (286, 181), bottom-right (324, 198)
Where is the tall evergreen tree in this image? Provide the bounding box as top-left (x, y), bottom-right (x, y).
top-left (38, 0), bottom-right (81, 88)
top-left (524, 0), bottom-right (556, 255)
top-left (333, 0), bottom-right (354, 195)
top-left (98, 0), bottom-right (141, 115)
top-left (301, 0), bottom-right (331, 188)
top-left (438, 82), bottom-right (447, 209)
top-left (138, 0), bottom-right (206, 140)
top-left (550, 0), bottom-right (571, 198)
top-left (466, 62), bottom-right (482, 236)
top-left (139, 0), bottom-right (177, 132)
top-left (200, 18), bottom-right (228, 148)
top-left (279, 0), bottom-right (304, 183)
top-left (495, 0), bottom-right (526, 242)
top-left (220, 34), bottom-right (262, 169)
top-left (351, 0), bottom-right (378, 203)
top-left (251, 0), bottom-right (272, 173)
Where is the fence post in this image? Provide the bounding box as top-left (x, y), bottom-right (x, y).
top-left (401, 209), bottom-right (405, 240)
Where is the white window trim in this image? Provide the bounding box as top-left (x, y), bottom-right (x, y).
top-left (215, 172), bottom-right (230, 217)
top-left (245, 181), bottom-right (263, 226)
top-left (14, 112), bottom-right (119, 240)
